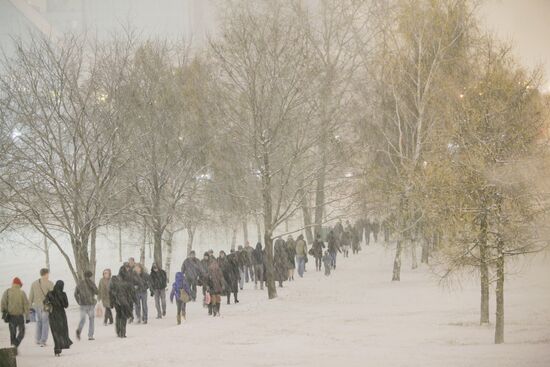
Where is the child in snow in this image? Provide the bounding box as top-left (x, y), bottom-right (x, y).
top-left (170, 272), bottom-right (191, 325)
top-left (322, 251), bottom-right (332, 276)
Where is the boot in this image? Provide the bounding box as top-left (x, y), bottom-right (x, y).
top-left (212, 303), bottom-right (218, 317)
top-left (177, 313), bottom-right (181, 325)
top-left (208, 304), bottom-right (213, 316)
top-left (234, 294), bottom-right (239, 303)
top-left (227, 294), bottom-right (231, 305)
top-left (182, 311), bottom-right (186, 321)
top-left (215, 303), bottom-right (221, 316)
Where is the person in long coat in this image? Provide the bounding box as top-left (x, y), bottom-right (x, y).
top-left (110, 267), bottom-right (135, 338)
top-left (218, 251), bottom-right (236, 305)
top-left (273, 238), bottom-right (290, 287)
top-left (97, 269), bottom-right (113, 325)
top-left (312, 234), bottom-right (325, 271)
top-left (285, 235), bottom-right (296, 281)
top-left (227, 251), bottom-right (241, 303)
top-left (207, 258), bottom-right (225, 317)
top-left (45, 280), bottom-right (72, 356)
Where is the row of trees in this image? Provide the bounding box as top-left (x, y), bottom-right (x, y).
top-left (0, 0), bottom-right (548, 344)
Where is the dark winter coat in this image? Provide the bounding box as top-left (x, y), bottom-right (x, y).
top-left (252, 243), bottom-right (264, 265)
top-left (46, 281), bottom-right (72, 351)
top-left (98, 278), bottom-right (111, 308)
top-left (133, 272), bottom-right (150, 293)
top-left (327, 231), bottom-right (340, 253)
top-left (207, 260), bottom-right (225, 295)
top-left (218, 255), bottom-right (237, 294)
top-left (286, 238), bottom-right (296, 269)
top-left (74, 278), bottom-right (98, 306)
top-left (170, 272), bottom-right (191, 302)
top-left (149, 268), bottom-right (167, 290)
top-left (181, 257), bottom-right (203, 281)
top-left (243, 245), bottom-right (254, 265)
top-left (227, 253), bottom-right (241, 292)
top-left (274, 240), bottom-right (290, 282)
top-left (237, 249), bottom-right (249, 268)
top-left (110, 271), bottom-right (135, 319)
top-left (312, 239), bottom-right (325, 258)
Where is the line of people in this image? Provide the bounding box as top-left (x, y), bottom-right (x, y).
top-left (1, 219), bottom-right (381, 357)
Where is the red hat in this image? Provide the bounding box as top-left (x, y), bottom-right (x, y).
top-left (12, 277), bottom-right (23, 286)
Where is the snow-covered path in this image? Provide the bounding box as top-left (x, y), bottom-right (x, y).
top-left (2, 244), bottom-right (550, 367)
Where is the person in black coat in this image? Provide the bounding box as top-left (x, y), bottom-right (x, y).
top-left (274, 238), bottom-right (289, 287)
top-left (181, 251), bottom-right (203, 301)
top-left (111, 267), bottom-right (136, 338)
top-left (150, 263), bottom-right (167, 319)
top-left (218, 251), bottom-right (237, 305)
top-left (252, 243), bottom-right (265, 290)
top-left (45, 280), bottom-right (72, 356)
top-left (227, 250), bottom-right (241, 303)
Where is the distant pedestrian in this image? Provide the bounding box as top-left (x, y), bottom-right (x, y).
top-left (295, 235), bottom-right (308, 277)
top-left (133, 264), bottom-right (150, 324)
top-left (274, 238), bottom-right (290, 287)
top-left (74, 270), bottom-right (98, 341)
top-left (45, 280), bottom-right (72, 356)
top-left (150, 263), bottom-right (167, 319)
top-left (286, 235), bottom-right (296, 281)
top-left (252, 243), bottom-right (265, 289)
top-left (327, 230), bottom-right (341, 269)
top-left (29, 268), bottom-right (54, 347)
top-left (170, 272), bottom-right (191, 325)
top-left (1, 277), bottom-right (30, 352)
top-left (207, 257), bottom-right (225, 317)
top-left (110, 268), bottom-right (135, 338)
top-left (181, 251), bottom-right (203, 301)
top-left (312, 234), bottom-right (325, 271)
top-left (97, 269), bottom-right (113, 326)
top-left (322, 251), bottom-right (332, 276)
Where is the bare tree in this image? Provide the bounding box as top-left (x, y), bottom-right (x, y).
top-left (0, 33), bottom-right (134, 282)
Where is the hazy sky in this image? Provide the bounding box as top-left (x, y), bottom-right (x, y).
top-left (480, 0), bottom-right (550, 91)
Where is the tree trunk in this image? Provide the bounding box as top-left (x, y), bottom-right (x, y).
top-left (479, 212), bottom-right (490, 325)
top-left (392, 239), bottom-right (402, 281)
top-left (255, 215), bottom-right (262, 244)
top-left (186, 227), bottom-right (195, 256)
top-left (242, 219), bottom-right (248, 244)
top-left (164, 230), bottom-right (174, 279)
top-left (118, 224), bottom-right (122, 262)
top-left (421, 235), bottom-right (430, 264)
top-left (264, 229), bottom-right (277, 299)
top-left (90, 226), bottom-right (97, 280)
top-left (300, 188), bottom-right (314, 244)
top-left (153, 228), bottom-right (163, 269)
top-left (140, 221), bottom-right (147, 266)
top-left (495, 238), bottom-right (505, 344)
top-left (411, 240), bottom-right (418, 270)
top-left (44, 235), bottom-right (50, 270)
top-left (262, 149), bottom-right (277, 299)
top-left (231, 226), bottom-right (237, 251)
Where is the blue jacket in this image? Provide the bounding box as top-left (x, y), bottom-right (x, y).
top-left (170, 272), bottom-right (191, 302)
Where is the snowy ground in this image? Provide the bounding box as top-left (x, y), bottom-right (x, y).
top-left (1, 242), bottom-right (550, 367)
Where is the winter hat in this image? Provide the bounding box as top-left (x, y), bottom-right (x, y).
top-left (12, 277), bottom-right (23, 286)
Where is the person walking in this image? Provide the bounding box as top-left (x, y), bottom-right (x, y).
top-left (312, 234), bottom-right (325, 271)
top-left (207, 257), bottom-right (225, 317)
top-left (170, 272), bottom-right (191, 324)
top-left (327, 230), bottom-right (341, 269)
top-left (237, 246), bottom-right (248, 290)
top-left (29, 268), bottom-right (54, 347)
top-left (181, 251), bottom-right (203, 301)
top-left (1, 277), bottom-right (30, 352)
top-left (226, 250), bottom-right (241, 303)
top-left (74, 270), bottom-right (98, 341)
top-left (243, 241), bottom-right (255, 282)
top-left (133, 264), bottom-right (150, 324)
top-left (294, 235), bottom-right (308, 278)
top-left (45, 280), bottom-right (72, 356)
top-left (150, 263), bottom-right (167, 319)
top-left (274, 238), bottom-right (290, 287)
top-left (252, 243), bottom-right (265, 290)
top-left (110, 267), bottom-right (135, 338)
top-left (286, 235), bottom-right (296, 281)
top-left (97, 269), bottom-right (113, 326)
top-left (322, 251), bottom-right (332, 276)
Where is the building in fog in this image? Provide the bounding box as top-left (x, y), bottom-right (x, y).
top-left (0, 0), bottom-right (212, 52)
